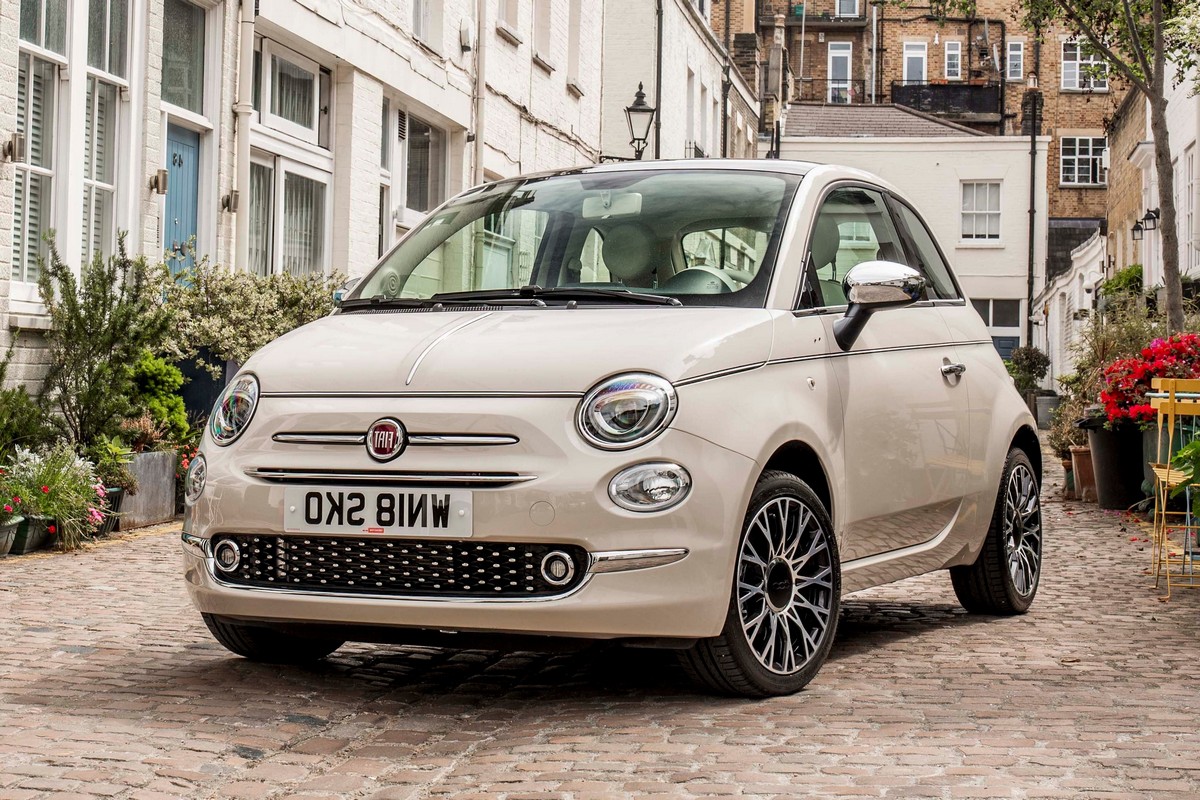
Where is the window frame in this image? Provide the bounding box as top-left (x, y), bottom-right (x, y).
top-left (960, 181), bottom-right (1002, 242)
top-left (827, 41), bottom-right (853, 103)
top-left (247, 149), bottom-right (333, 276)
top-left (380, 101), bottom-right (451, 232)
top-left (944, 41), bottom-right (962, 81)
top-left (11, 49), bottom-right (62, 288)
top-left (1006, 41), bottom-right (1024, 81)
top-left (903, 42), bottom-right (928, 84)
top-left (835, 0), bottom-right (858, 17)
top-left (1060, 136), bottom-right (1108, 187)
top-left (1061, 40), bottom-right (1108, 92)
top-left (80, 74), bottom-right (122, 268)
top-left (259, 40), bottom-right (322, 145)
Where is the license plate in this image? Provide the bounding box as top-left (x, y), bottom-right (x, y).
top-left (283, 487), bottom-right (472, 537)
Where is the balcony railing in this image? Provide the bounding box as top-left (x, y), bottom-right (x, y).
top-left (890, 80), bottom-right (1003, 119)
top-left (794, 78), bottom-right (871, 105)
top-left (685, 141), bottom-right (708, 158)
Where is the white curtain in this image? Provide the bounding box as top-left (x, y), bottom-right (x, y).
top-left (272, 56), bottom-right (314, 129)
top-left (282, 172), bottom-right (325, 275)
top-left (249, 163), bottom-right (273, 276)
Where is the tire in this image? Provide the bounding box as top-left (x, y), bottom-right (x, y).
top-left (681, 471), bottom-right (841, 697)
top-left (202, 614), bottom-right (344, 663)
top-left (951, 447), bottom-right (1043, 615)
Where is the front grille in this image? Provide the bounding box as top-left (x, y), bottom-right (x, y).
top-left (210, 534), bottom-right (589, 598)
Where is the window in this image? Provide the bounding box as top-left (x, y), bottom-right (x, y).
top-left (891, 200), bottom-right (959, 299)
top-left (413, 0), bottom-right (432, 43)
top-left (81, 77), bottom-right (119, 266)
top-left (406, 114), bottom-right (446, 214)
top-left (836, 0), bottom-right (858, 16)
top-left (1061, 136), bottom-right (1107, 186)
top-left (945, 41), bottom-right (961, 81)
top-left (806, 188), bottom-right (907, 307)
top-left (1007, 41), bottom-right (1024, 81)
top-left (1189, 148), bottom-right (1198, 270)
top-left (973, 298), bottom-right (1022, 356)
top-left (248, 155), bottom-right (330, 276)
top-left (828, 42), bottom-right (852, 103)
top-left (1062, 41), bottom-right (1107, 91)
top-left (20, 0), bottom-right (67, 53)
top-left (259, 41), bottom-right (330, 146)
top-left (533, 0), bottom-right (552, 65)
top-left (567, 0), bottom-right (582, 85)
top-left (162, 0), bottom-right (205, 113)
top-left (903, 42), bottom-right (927, 84)
top-left (961, 182), bottom-right (1000, 240)
top-left (12, 52), bottom-right (57, 284)
top-left (87, 0), bottom-right (128, 79)
top-left (499, 0), bottom-right (518, 27)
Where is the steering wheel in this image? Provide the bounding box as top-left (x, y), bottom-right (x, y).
top-left (661, 266), bottom-right (739, 294)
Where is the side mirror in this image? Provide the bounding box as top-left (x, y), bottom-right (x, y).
top-left (832, 261), bottom-right (925, 351)
top-left (333, 276), bottom-right (363, 306)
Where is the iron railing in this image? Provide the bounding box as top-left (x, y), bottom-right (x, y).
top-left (890, 80), bottom-right (1003, 118)
top-left (794, 78), bottom-right (871, 105)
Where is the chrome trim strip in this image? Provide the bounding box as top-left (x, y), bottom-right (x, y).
top-left (272, 432), bottom-right (519, 447)
top-left (260, 390), bottom-right (584, 399)
top-left (675, 363), bottom-right (766, 387)
top-left (589, 548), bottom-right (689, 573)
top-left (406, 312), bottom-right (495, 386)
top-left (181, 531), bottom-right (208, 557)
top-left (244, 468), bottom-right (536, 486)
top-left (207, 561), bottom-right (595, 603)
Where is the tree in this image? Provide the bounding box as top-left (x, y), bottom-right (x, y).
top-left (932, 0), bottom-right (1197, 331)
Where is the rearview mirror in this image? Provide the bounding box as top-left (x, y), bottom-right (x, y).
top-left (582, 191), bottom-right (643, 219)
top-left (832, 261), bottom-right (925, 351)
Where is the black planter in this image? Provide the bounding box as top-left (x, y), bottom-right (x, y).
top-left (1086, 424), bottom-right (1148, 510)
top-left (99, 487), bottom-right (124, 536)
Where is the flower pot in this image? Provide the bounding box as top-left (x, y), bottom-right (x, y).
top-left (1070, 446), bottom-right (1097, 503)
top-left (98, 488), bottom-right (124, 536)
top-left (1087, 425), bottom-right (1148, 510)
top-left (8, 516), bottom-right (54, 555)
top-left (1036, 395), bottom-right (1061, 430)
top-left (1060, 459), bottom-right (1076, 501)
top-left (0, 516), bottom-right (21, 557)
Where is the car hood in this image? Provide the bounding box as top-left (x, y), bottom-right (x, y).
top-left (245, 307), bottom-right (776, 394)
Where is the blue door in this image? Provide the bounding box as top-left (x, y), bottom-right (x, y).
top-left (165, 124), bottom-right (200, 274)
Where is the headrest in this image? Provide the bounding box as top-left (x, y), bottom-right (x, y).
top-left (602, 223), bottom-right (656, 282)
top-left (810, 214), bottom-right (840, 271)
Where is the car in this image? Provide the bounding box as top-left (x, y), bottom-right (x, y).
top-left (180, 159), bottom-right (1042, 697)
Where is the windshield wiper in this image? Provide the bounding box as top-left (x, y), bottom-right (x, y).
top-left (430, 286), bottom-right (682, 307)
top-left (338, 295), bottom-right (546, 311)
top-left (337, 296), bottom-right (429, 310)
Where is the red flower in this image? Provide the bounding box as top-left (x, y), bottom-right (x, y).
top-left (40, 485), bottom-right (49, 493)
top-left (3, 505), bottom-right (11, 513)
top-left (47, 525), bottom-right (56, 534)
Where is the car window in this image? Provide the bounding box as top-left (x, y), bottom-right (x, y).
top-left (890, 200), bottom-right (960, 300)
top-left (801, 187), bottom-right (907, 308)
top-left (678, 224), bottom-right (770, 292)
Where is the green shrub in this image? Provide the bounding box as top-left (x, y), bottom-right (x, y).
top-left (130, 350), bottom-right (189, 443)
top-left (1006, 346), bottom-right (1051, 398)
top-left (38, 237), bottom-right (172, 447)
top-left (0, 345), bottom-right (53, 459)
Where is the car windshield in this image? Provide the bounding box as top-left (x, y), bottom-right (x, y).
top-left (348, 169), bottom-right (801, 308)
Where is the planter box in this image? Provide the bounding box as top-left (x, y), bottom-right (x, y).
top-left (118, 452), bottom-right (176, 530)
top-left (0, 516), bottom-right (21, 557)
top-left (98, 488), bottom-right (124, 536)
top-left (1070, 446), bottom-right (1097, 503)
top-left (9, 516), bottom-right (53, 555)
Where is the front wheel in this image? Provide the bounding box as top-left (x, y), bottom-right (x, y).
top-left (202, 614), bottom-right (344, 663)
top-left (681, 471), bottom-right (841, 697)
top-left (951, 447), bottom-right (1043, 614)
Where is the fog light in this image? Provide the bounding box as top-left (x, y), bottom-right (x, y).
top-left (213, 540), bottom-right (241, 573)
top-left (184, 452), bottom-right (207, 506)
top-left (540, 551), bottom-right (576, 586)
top-left (609, 462), bottom-right (692, 512)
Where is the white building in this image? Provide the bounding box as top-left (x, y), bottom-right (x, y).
top-left (1, 0), bottom-right (608, 383)
top-left (1033, 229), bottom-right (1105, 387)
top-left (770, 104), bottom-right (1049, 355)
top-left (600, 0), bottom-right (759, 161)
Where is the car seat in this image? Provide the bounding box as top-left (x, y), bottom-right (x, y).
top-left (601, 223), bottom-right (657, 288)
top-left (809, 215), bottom-right (846, 306)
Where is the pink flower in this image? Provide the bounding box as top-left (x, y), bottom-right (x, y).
top-left (3, 505), bottom-right (11, 513)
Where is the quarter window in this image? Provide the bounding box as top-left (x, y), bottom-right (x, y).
top-left (961, 182), bottom-right (1001, 240)
top-left (1061, 137), bottom-right (1107, 186)
top-left (1062, 41), bottom-right (1107, 91)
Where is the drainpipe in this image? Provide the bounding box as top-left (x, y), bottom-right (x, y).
top-left (870, 5), bottom-right (877, 103)
top-left (473, 0), bottom-right (487, 184)
top-left (654, 0), bottom-right (663, 159)
top-left (233, 0), bottom-right (255, 273)
top-left (721, 0), bottom-right (731, 157)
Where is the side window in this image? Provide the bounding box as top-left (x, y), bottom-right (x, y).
top-left (890, 200), bottom-right (960, 300)
top-left (802, 187), bottom-right (906, 307)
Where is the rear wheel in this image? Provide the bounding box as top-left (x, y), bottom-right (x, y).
top-left (681, 471), bottom-right (840, 697)
top-left (202, 614), bottom-right (344, 663)
top-left (951, 447), bottom-right (1042, 614)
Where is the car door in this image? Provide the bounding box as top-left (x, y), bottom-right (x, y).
top-left (806, 185), bottom-right (971, 561)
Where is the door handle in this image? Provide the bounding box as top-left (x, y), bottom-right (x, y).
top-left (941, 362), bottom-right (967, 377)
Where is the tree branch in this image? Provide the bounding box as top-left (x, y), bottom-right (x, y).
top-left (1121, 0), bottom-right (1152, 79)
top-left (1051, 0), bottom-right (1151, 96)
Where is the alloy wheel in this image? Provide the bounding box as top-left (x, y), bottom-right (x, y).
top-left (736, 496), bottom-right (835, 675)
top-left (1003, 463), bottom-right (1042, 597)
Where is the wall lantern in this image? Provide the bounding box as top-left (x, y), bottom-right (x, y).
top-left (1142, 208), bottom-right (1160, 231)
top-left (1132, 221), bottom-right (1145, 241)
top-left (625, 82), bottom-right (656, 161)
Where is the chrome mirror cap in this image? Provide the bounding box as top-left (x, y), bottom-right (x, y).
top-left (833, 261), bottom-right (926, 351)
top-left (842, 261), bottom-right (925, 308)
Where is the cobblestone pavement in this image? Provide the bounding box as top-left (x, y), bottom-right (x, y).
top-left (1, 458), bottom-right (1199, 800)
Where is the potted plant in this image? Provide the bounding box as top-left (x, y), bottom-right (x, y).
top-left (87, 435), bottom-right (139, 536)
top-left (1006, 345), bottom-right (1051, 418)
top-left (3, 444), bottom-right (105, 552)
top-left (0, 482), bottom-right (25, 557)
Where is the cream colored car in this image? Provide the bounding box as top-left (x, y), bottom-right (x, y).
top-left (181, 160), bottom-right (1042, 696)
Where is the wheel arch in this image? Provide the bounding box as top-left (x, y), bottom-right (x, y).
top-left (1010, 425), bottom-right (1042, 482)
top-left (762, 440), bottom-right (834, 524)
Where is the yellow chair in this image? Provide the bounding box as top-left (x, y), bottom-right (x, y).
top-left (1149, 377), bottom-right (1200, 599)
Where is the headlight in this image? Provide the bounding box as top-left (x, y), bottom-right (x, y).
top-left (184, 453), bottom-right (207, 505)
top-left (577, 373), bottom-right (677, 450)
top-left (209, 373), bottom-right (260, 446)
top-left (609, 462), bottom-right (692, 512)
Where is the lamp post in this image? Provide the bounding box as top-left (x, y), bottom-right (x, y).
top-left (1023, 71), bottom-right (1043, 347)
top-left (625, 83), bottom-right (656, 160)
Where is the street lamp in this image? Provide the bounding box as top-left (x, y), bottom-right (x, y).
top-left (625, 82), bottom-right (656, 160)
top-left (1142, 208), bottom-right (1160, 231)
top-left (1132, 221), bottom-right (1145, 241)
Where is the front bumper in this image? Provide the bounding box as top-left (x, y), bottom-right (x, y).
top-left (183, 404), bottom-right (756, 640)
